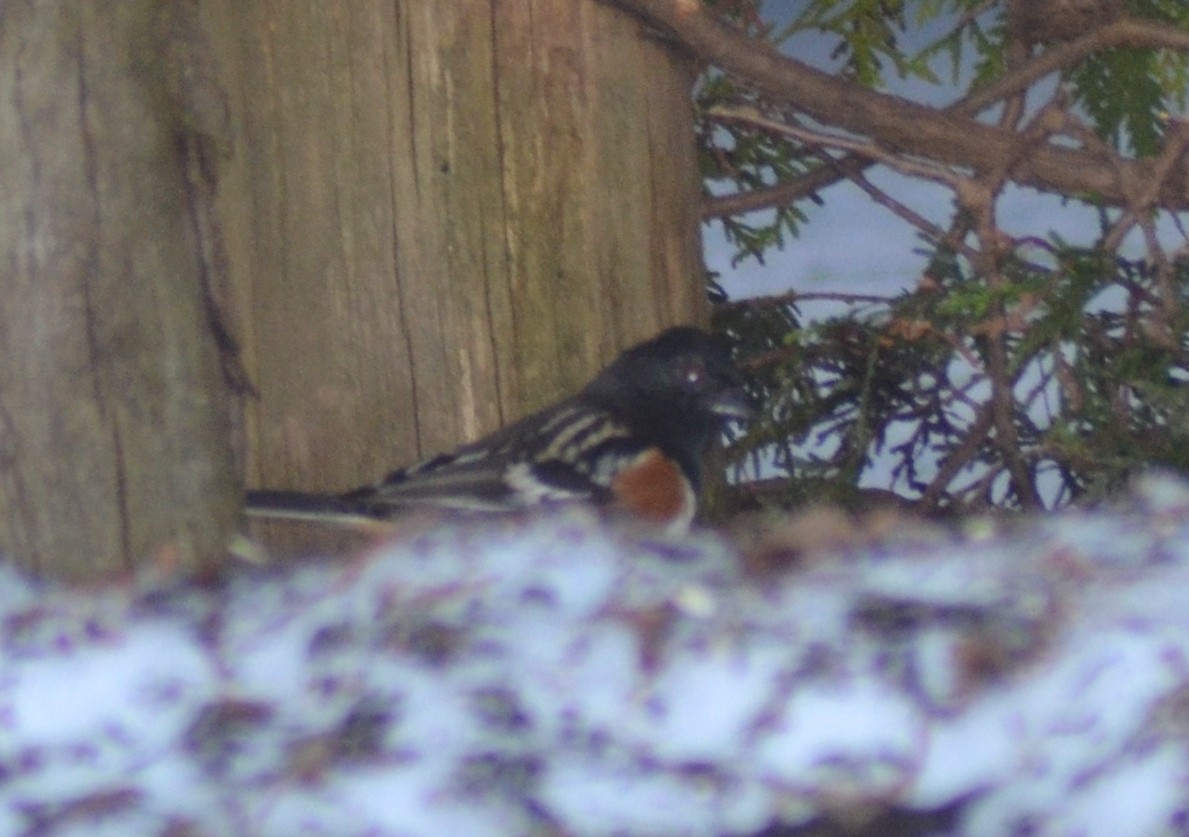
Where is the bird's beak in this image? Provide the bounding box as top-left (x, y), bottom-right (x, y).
top-left (709, 387), bottom-right (756, 422)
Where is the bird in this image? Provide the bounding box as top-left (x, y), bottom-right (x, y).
top-left (244, 326), bottom-right (754, 534)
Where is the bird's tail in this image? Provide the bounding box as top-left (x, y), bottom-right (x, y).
top-left (243, 489), bottom-right (387, 527)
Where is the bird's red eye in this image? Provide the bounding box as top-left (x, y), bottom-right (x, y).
top-left (680, 361), bottom-right (704, 387)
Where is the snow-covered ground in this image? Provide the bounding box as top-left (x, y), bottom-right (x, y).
top-left (5, 475), bottom-right (1189, 835)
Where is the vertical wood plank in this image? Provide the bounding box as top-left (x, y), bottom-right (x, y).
top-left (210, 0), bottom-right (706, 506)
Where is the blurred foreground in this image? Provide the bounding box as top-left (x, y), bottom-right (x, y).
top-left (4, 477), bottom-right (1189, 835)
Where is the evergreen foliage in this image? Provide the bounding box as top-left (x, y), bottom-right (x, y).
top-left (702, 0), bottom-right (1189, 513)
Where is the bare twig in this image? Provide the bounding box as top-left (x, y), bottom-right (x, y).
top-left (920, 402), bottom-right (995, 509)
top-left (707, 105), bottom-right (964, 188)
top-left (1102, 118), bottom-right (1189, 253)
top-left (845, 167), bottom-right (963, 251)
top-left (957, 157), bottom-right (1044, 509)
top-left (716, 289), bottom-right (894, 311)
top-left (702, 153), bottom-right (875, 219)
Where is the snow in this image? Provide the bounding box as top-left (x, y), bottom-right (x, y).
top-left (5, 481), bottom-right (1189, 835)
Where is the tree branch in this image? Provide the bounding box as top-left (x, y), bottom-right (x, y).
top-left (702, 10), bottom-right (1148, 220)
top-left (957, 18), bottom-right (1189, 116)
top-left (708, 106), bottom-right (963, 188)
top-left (702, 153), bottom-right (872, 219)
top-left (609, 0), bottom-right (1189, 211)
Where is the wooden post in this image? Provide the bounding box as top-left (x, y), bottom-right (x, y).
top-left (206, 0), bottom-right (706, 503)
top-left (0, 1), bottom-right (239, 578)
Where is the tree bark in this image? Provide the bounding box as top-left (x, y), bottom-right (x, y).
top-left (0, 1), bottom-right (239, 578)
top-left (204, 0), bottom-right (706, 501)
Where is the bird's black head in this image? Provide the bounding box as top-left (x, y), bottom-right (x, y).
top-left (582, 326), bottom-right (754, 482)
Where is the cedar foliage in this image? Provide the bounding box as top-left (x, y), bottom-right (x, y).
top-left (667, 0), bottom-right (1189, 513)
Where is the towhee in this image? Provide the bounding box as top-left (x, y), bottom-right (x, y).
top-left (244, 326), bottom-right (753, 534)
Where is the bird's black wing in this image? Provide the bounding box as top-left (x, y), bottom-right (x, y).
top-left (344, 398), bottom-right (645, 514)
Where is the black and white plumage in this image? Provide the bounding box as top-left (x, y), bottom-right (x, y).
top-left (244, 326), bottom-right (753, 532)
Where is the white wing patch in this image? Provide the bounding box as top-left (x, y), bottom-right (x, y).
top-left (536, 410), bottom-right (633, 466)
top-left (504, 462), bottom-right (591, 505)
